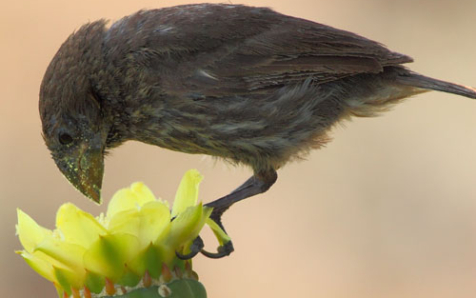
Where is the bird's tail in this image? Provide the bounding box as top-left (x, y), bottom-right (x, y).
top-left (396, 71), bottom-right (476, 99)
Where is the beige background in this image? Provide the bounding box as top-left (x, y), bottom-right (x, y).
top-left (2, 0), bottom-right (476, 297)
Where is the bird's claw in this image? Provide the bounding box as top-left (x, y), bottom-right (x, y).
top-left (176, 236), bottom-right (204, 260)
top-left (198, 207), bottom-right (235, 258)
top-left (200, 240), bottom-right (234, 259)
top-left (175, 209), bottom-right (235, 260)
top-left (175, 236), bottom-right (234, 260)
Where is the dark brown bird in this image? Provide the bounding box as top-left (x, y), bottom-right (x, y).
top-left (39, 4), bottom-right (475, 256)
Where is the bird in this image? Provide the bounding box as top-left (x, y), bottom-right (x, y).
top-left (39, 3), bottom-right (476, 257)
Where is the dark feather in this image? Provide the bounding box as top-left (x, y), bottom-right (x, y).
top-left (102, 4), bottom-right (413, 98)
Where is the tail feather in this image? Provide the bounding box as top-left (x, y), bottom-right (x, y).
top-left (396, 71), bottom-right (476, 99)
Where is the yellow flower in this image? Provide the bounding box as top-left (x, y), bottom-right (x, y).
top-left (16, 170), bottom-right (230, 298)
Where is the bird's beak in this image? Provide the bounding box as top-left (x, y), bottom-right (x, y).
top-left (55, 142), bottom-right (104, 204)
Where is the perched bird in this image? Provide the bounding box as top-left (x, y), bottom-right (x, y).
top-left (40, 4), bottom-right (475, 256)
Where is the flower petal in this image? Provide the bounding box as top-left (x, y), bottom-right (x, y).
top-left (107, 209), bottom-right (140, 237)
top-left (16, 209), bottom-right (52, 253)
top-left (206, 217), bottom-right (232, 246)
top-left (167, 203), bottom-right (211, 249)
top-left (107, 200), bottom-right (171, 251)
top-left (17, 251), bottom-right (56, 283)
top-left (56, 203), bottom-right (107, 248)
top-left (172, 169), bottom-right (203, 217)
top-left (107, 182), bottom-right (157, 219)
top-left (34, 235), bottom-right (86, 275)
top-left (83, 233), bottom-right (140, 282)
top-left (138, 201), bottom-right (171, 248)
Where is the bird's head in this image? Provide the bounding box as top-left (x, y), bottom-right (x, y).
top-left (39, 21), bottom-right (109, 204)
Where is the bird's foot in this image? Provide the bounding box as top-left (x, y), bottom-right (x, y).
top-left (201, 209), bottom-right (234, 258)
top-left (176, 170), bottom-right (277, 260)
top-left (201, 240), bottom-right (234, 258)
top-left (176, 210), bottom-right (234, 260)
top-left (176, 236), bottom-right (205, 260)
top-left (176, 237), bottom-right (234, 260)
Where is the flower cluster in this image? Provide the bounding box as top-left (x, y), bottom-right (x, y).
top-left (16, 170), bottom-right (230, 297)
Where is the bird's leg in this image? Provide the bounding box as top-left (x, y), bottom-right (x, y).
top-left (207, 169), bottom-right (278, 219)
top-left (200, 169), bottom-right (278, 258)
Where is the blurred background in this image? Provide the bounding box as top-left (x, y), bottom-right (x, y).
top-left (2, 0), bottom-right (476, 297)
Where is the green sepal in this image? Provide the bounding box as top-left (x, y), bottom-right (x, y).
top-left (116, 265), bottom-right (142, 287)
top-left (53, 266), bottom-right (75, 296)
top-left (128, 244), bottom-right (165, 279)
top-left (84, 233), bottom-right (139, 281)
top-left (85, 270), bottom-right (106, 294)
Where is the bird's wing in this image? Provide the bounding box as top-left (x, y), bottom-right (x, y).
top-left (110, 5), bottom-right (413, 97)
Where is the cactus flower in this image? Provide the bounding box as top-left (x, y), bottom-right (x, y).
top-left (16, 170), bottom-right (230, 297)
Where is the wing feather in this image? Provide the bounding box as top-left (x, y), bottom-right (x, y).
top-left (109, 4), bottom-right (413, 97)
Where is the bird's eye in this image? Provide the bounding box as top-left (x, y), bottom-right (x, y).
top-left (58, 132), bottom-right (74, 145)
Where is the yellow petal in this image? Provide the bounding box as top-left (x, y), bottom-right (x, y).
top-left (16, 209), bottom-right (52, 253)
top-left (107, 209), bottom-right (141, 236)
top-left (34, 235), bottom-right (86, 276)
top-left (152, 224), bottom-right (172, 248)
top-left (107, 182), bottom-right (157, 219)
top-left (206, 217), bottom-right (232, 246)
top-left (172, 169), bottom-right (203, 217)
top-left (56, 203), bottom-right (107, 248)
top-left (18, 251), bottom-right (56, 283)
top-left (107, 201), bottom-right (171, 250)
top-left (167, 203), bottom-right (210, 248)
top-left (137, 201), bottom-right (171, 248)
top-left (194, 206), bottom-right (213, 237)
top-left (83, 233), bottom-right (140, 281)
top-left (181, 206), bottom-right (213, 253)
